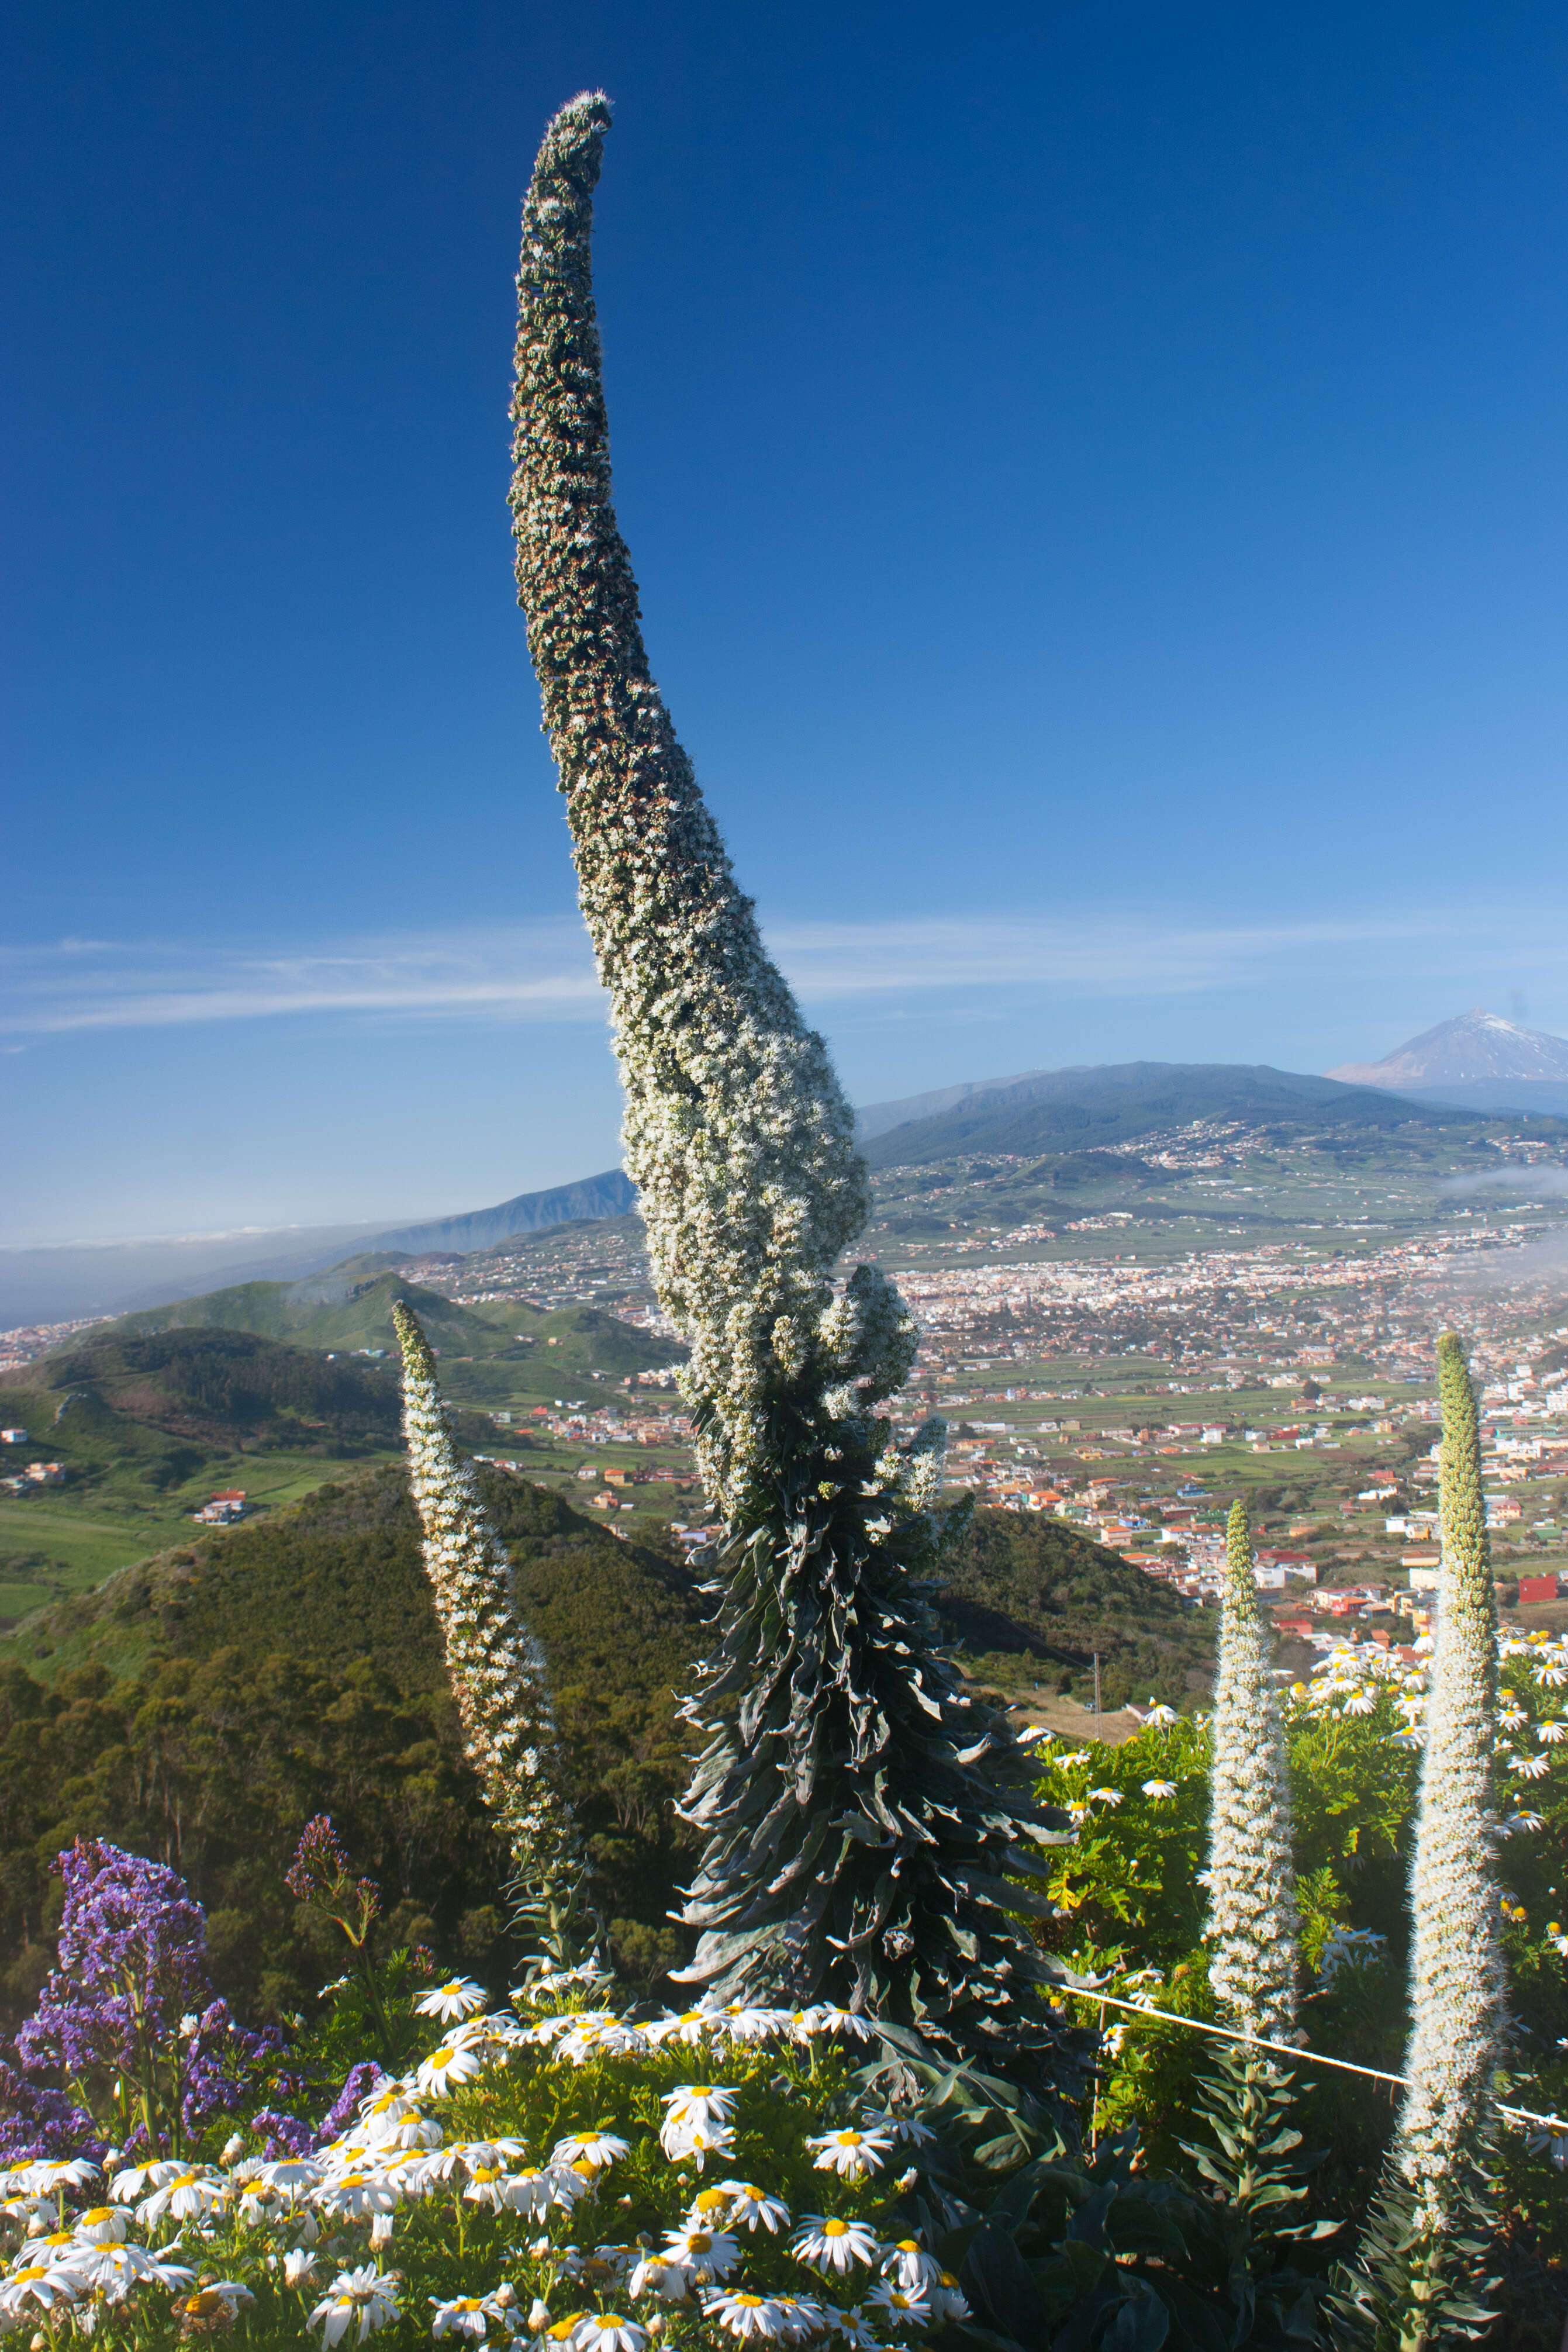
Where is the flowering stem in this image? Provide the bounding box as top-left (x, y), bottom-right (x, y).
top-left (1394, 1332), bottom-right (1505, 2199)
top-left (507, 94), bottom-right (1086, 2113)
top-left (392, 1299), bottom-right (593, 1964)
top-left (1205, 1499), bottom-right (1298, 2040)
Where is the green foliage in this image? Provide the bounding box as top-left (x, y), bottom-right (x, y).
top-left (1326, 2157), bottom-right (1500, 2350)
top-left (936, 1505), bottom-right (1215, 1708)
top-left (0, 1467), bottom-right (706, 2029)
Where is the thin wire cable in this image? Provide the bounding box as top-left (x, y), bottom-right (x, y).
top-left (1069, 1990), bottom-right (1565, 2133)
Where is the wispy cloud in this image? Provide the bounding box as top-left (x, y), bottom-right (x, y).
top-left (1, 904), bottom-right (1561, 1037)
top-left (0, 923), bottom-right (607, 1035)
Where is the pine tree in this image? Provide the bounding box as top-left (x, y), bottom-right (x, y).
top-left (392, 1300), bottom-right (592, 1967)
top-left (1206, 1498), bottom-right (1298, 2039)
top-left (507, 94), bottom-right (1083, 2116)
top-left (1331, 1331), bottom-right (1503, 2343)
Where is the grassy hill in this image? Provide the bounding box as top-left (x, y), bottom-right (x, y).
top-left (0, 1326), bottom-right (489, 1621)
top-left (859, 1059), bottom-right (1551, 1170)
top-left (103, 1270), bottom-right (685, 1402)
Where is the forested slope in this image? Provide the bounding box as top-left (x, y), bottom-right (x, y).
top-left (0, 1466), bottom-right (1208, 2028)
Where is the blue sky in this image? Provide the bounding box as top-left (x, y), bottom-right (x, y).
top-left (5, 1), bottom-right (1568, 1245)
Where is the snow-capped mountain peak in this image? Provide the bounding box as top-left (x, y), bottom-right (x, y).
top-left (1327, 1007), bottom-right (1568, 1088)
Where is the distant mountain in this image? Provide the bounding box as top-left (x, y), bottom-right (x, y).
top-left (351, 1169), bottom-right (638, 1259)
top-left (1327, 1009), bottom-right (1568, 1117)
top-left (856, 1069), bottom-right (1053, 1141)
top-left (858, 1059), bottom-right (1468, 1171)
top-left (0, 1172), bottom-right (640, 1332)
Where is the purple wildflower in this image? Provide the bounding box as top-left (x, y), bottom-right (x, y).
top-left (0, 2041), bottom-right (100, 2166)
top-left (15, 1838), bottom-right (285, 2156)
top-left (312, 2061), bottom-right (383, 2150)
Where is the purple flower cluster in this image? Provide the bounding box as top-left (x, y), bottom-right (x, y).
top-left (0, 2043), bottom-right (98, 2166)
top-left (311, 2060), bottom-right (383, 2150)
top-left (13, 1839), bottom-right (288, 2155)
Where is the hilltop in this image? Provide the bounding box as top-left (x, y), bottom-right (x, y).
top-left (99, 1269), bottom-right (685, 1397)
top-left (858, 1059), bottom-right (1549, 1172)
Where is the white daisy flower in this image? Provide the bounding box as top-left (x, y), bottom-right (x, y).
top-left (717, 2182), bottom-right (790, 2233)
top-left (628, 2258), bottom-right (691, 2303)
top-left (1536, 1721), bottom-right (1567, 1744)
top-left (284, 2249), bottom-right (321, 2289)
top-left (801, 2006), bottom-right (875, 2043)
top-left (659, 2120), bottom-right (735, 2171)
top-left (789, 2215), bottom-right (880, 2274)
top-left (69, 2206), bottom-right (127, 2247)
top-left (879, 2242), bottom-right (942, 2294)
top-left (661, 2085), bottom-right (738, 2133)
top-left (659, 2225), bottom-right (740, 2280)
top-left (315, 2171), bottom-right (399, 2220)
top-left (1512, 1753), bottom-right (1551, 1779)
top-left (703, 2290), bottom-right (794, 2339)
top-left (71, 2244), bottom-right (195, 2294)
top-left (135, 2168), bottom-right (230, 2226)
top-left (417, 1978), bottom-right (489, 2022)
top-left (768, 2295), bottom-right (828, 2340)
top-left (0, 2263), bottom-right (83, 2318)
top-left (551, 2131), bottom-right (630, 2172)
top-left (430, 2294), bottom-right (503, 2339)
top-left (645, 2007), bottom-right (723, 2046)
top-left (26, 2160), bottom-right (98, 2195)
top-left (572, 2318), bottom-right (645, 2352)
top-left (1087, 1787), bottom-right (1124, 1806)
top-left (309, 2265), bottom-right (402, 2346)
top-left (416, 2042), bottom-right (486, 2097)
top-left (109, 2158), bottom-right (183, 2204)
top-left (805, 2128), bottom-right (893, 2181)
top-left (462, 2165), bottom-right (517, 2210)
top-left (1141, 1780), bottom-right (1179, 1800)
top-left (931, 2270), bottom-right (971, 2320)
top-left (172, 2281), bottom-right (255, 2328)
top-left (868, 2281), bottom-right (931, 2328)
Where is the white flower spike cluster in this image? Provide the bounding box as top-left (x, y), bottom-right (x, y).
top-left (507, 91), bottom-right (909, 1519)
top-left (1205, 1498), bottom-right (1298, 2039)
top-left (1394, 1331), bottom-right (1507, 2211)
top-left (393, 1299), bottom-right (582, 1902)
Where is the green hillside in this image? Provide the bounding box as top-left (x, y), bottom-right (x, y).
top-left (0, 1463), bottom-right (705, 2022)
top-left (104, 1269), bottom-right (685, 1401)
top-left (0, 1328), bottom-right (458, 1620)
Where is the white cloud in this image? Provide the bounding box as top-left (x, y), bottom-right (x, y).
top-left (1, 904), bottom-right (1562, 1035)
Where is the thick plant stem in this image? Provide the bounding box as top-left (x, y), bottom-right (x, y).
top-left (392, 1299), bottom-right (590, 1963)
top-left (1206, 1498), bottom-right (1298, 2039)
top-left (507, 96), bottom-right (1085, 2111)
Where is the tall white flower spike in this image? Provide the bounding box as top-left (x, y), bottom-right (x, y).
top-left (1394, 1330), bottom-right (1505, 2205)
top-left (1205, 1499), bottom-right (1297, 2039)
top-left (506, 95), bottom-right (1083, 2115)
top-left (393, 1298), bottom-right (588, 1956)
